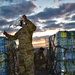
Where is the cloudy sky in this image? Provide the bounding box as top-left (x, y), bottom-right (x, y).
top-left (0, 0), bottom-right (75, 48)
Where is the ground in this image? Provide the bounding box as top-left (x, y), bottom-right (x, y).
top-left (35, 68), bottom-right (49, 75)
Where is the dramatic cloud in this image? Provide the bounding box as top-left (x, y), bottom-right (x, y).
top-left (0, 0), bottom-right (36, 19)
top-left (64, 22), bottom-right (75, 29)
top-left (0, 0), bottom-right (36, 32)
top-left (27, 3), bottom-right (75, 31)
top-left (32, 3), bottom-right (75, 30)
top-left (0, 19), bottom-right (8, 26)
top-left (0, 0), bottom-right (75, 35)
top-left (31, 3), bottom-right (75, 20)
top-left (0, 0), bottom-right (13, 3)
top-left (43, 23), bottom-right (61, 30)
top-left (71, 15), bottom-right (75, 20)
top-left (42, 20), bottom-right (57, 25)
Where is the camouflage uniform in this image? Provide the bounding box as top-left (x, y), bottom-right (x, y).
top-left (34, 47), bottom-right (46, 70)
top-left (4, 18), bottom-right (36, 75)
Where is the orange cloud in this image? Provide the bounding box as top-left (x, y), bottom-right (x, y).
top-left (0, 33), bottom-right (3, 35)
top-left (32, 37), bottom-right (46, 48)
top-left (33, 43), bottom-right (45, 48)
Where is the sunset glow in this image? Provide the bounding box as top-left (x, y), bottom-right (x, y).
top-left (0, 0), bottom-right (75, 48)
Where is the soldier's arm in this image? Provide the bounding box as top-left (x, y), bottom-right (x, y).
top-left (4, 31), bottom-right (19, 40)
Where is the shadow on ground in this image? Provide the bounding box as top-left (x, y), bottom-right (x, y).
top-left (35, 68), bottom-right (49, 75)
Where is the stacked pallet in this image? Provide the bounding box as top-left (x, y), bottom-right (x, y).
top-left (49, 31), bottom-right (75, 75)
top-left (0, 36), bottom-right (16, 75)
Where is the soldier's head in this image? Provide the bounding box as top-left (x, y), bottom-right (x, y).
top-left (38, 47), bottom-right (44, 53)
top-left (22, 15), bottom-right (27, 21)
top-left (22, 15), bottom-right (27, 19)
top-left (20, 15), bottom-right (27, 27)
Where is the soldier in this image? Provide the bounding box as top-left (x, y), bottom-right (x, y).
top-left (34, 47), bottom-right (46, 70)
top-left (3, 15), bottom-right (36, 75)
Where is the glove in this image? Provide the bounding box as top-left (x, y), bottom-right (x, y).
top-left (3, 31), bottom-right (7, 35)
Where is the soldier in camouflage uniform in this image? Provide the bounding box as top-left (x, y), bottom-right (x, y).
top-left (34, 47), bottom-right (46, 70)
top-left (3, 15), bottom-right (36, 75)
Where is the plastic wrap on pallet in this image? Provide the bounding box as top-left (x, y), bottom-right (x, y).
top-left (0, 68), bottom-right (10, 75)
top-left (65, 50), bottom-right (75, 60)
top-left (67, 38), bottom-right (73, 45)
top-left (0, 62), bottom-right (7, 69)
top-left (56, 61), bottom-right (75, 73)
top-left (56, 61), bottom-right (66, 72)
top-left (56, 31), bottom-right (68, 38)
top-left (0, 37), bottom-right (7, 43)
top-left (55, 31), bottom-right (75, 45)
top-left (73, 39), bottom-right (75, 45)
top-left (56, 46), bottom-right (75, 60)
top-left (49, 31), bottom-right (75, 75)
top-left (0, 36), bottom-right (16, 75)
top-left (0, 46), bottom-right (7, 52)
top-left (0, 37), bottom-right (15, 52)
top-left (56, 52), bottom-right (65, 60)
top-left (0, 53), bottom-right (7, 62)
top-left (64, 45), bottom-right (73, 50)
top-left (66, 61), bottom-right (75, 72)
top-left (55, 37), bottom-right (73, 46)
top-left (56, 38), bottom-right (68, 45)
top-left (56, 48), bottom-right (64, 53)
top-left (56, 54), bottom-right (73, 61)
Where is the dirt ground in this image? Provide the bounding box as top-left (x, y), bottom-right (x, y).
top-left (35, 68), bottom-right (49, 75)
